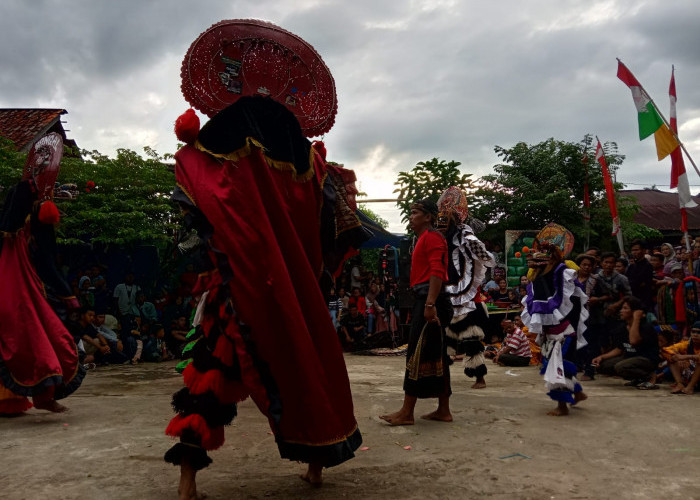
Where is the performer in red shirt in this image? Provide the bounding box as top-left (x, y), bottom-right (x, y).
top-left (380, 199), bottom-right (453, 425)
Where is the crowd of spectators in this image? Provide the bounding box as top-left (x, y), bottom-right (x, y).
top-left (330, 260), bottom-right (401, 350)
top-left (65, 233), bottom-right (700, 397)
top-left (484, 237), bottom-right (700, 395)
top-left (64, 267), bottom-right (196, 369)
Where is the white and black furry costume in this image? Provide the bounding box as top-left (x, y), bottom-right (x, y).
top-left (443, 223), bottom-right (494, 379)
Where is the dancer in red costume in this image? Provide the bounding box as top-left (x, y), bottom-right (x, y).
top-left (164, 21), bottom-right (368, 499)
top-left (0, 133), bottom-right (84, 415)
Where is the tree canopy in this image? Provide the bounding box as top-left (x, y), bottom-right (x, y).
top-left (393, 158), bottom-right (474, 230)
top-left (470, 136), bottom-right (661, 249)
top-left (0, 139), bottom-right (180, 247)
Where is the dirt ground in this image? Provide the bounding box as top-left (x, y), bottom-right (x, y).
top-left (1, 354), bottom-right (699, 500)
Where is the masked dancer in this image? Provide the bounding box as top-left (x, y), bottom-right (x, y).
top-left (437, 186), bottom-right (494, 389)
top-left (164, 20), bottom-right (367, 499)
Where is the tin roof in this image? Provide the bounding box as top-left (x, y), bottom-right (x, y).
top-left (0, 108), bottom-right (73, 152)
top-left (623, 189), bottom-right (700, 231)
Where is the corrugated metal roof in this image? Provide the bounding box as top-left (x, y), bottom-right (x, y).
top-left (0, 108), bottom-right (67, 152)
top-left (623, 189), bottom-right (700, 230)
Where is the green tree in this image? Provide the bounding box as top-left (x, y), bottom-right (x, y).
top-left (0, 137), bottom-right (27, 196)
top-left (356, 203), bottom-right (390, 275)
top-left (357, 203), bottom-right (389, 229)
top-left (471, 136), bottom-right (660, 251)
top-left (56, 147), bottom-right (179, 246)
top-left (0, 139), bottom-right (180, 246)
top-left (393, 158), bottom-right (474, 230)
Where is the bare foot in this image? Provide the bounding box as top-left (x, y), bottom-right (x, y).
top-left (573, 391), bottom-right (588, 405)
top-left (681, 386), bottom-right (695, 395)
top-left (671, 386), bottom-right (685, 394)
top-left (33, 400), bottom-right (68, 413)
top-left (379, 411), bottom-right (415, 426)
top-left (420, 410), bottom-right (453, 422)
top-left (471, 378), bottom-right (486, 389)
top-left (580, 374), bottom-right (593, 381)
top-left (547, 403), bottom-right (569, 416)
top-left (178, 462), bottom-right (201, 500)
top-left (299, 463), bottom-right (323, 487)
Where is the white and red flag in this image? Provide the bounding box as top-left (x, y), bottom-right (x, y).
top-left (595, 139), bottom-right (620, 235)
top-left (668, 67), bottom-right (696, 232)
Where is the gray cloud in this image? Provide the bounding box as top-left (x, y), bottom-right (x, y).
top-left (2, 0), bottom-right (700, 231)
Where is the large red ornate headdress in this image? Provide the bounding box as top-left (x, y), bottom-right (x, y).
top-left (179, 19), bottom-right (337, 138)
top-left (22, 132), bottom-right (63, 201)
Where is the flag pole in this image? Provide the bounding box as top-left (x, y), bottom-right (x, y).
top-left (596, 136), bottom-right (625, 255)
top-left (617, 58), bottom-right (700, 177)
top-left (582, 144), bottom-right (591, 251)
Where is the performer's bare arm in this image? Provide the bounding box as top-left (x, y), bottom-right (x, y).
top-left (424, 276), bottom-right (443, 323)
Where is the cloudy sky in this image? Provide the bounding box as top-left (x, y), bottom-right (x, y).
top-left (3, 0), bottom-right (700, 231)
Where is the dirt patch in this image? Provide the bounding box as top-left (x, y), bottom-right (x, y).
top-left (1, 356), bottom-right (698, 499)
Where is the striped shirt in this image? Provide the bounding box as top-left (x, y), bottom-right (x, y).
top-left (502, 327), bottom-right (531, 358)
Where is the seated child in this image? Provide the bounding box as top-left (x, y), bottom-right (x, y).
top-left (666, 321), bottom-right (700, 394)
top-left (493, 319), bottom-right (532, 367)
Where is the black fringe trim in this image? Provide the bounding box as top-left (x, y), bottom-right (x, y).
top-left (278, 428), bottom-right (363, 468)
top-left (444, 338), bottom-right (484, 356)
top-left (171, 387), bottom-right (237, 428)
top-left (461, 340), bottom-right (485, 357)
top-left (450, 305), bottom-right (489, 332)
top-left (465, 364), bottom-right (487, 379)
top-left (164, 443), bottom-right (212, 471)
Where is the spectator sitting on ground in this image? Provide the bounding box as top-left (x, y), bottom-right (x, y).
top-left (666, 322), bottom-right (700, 394)
top-left (592, 296), bottom-right (660, 390)
top-left (141, 323), bottom-right (167, 362)
top-left (652, 327), bottom-right (678, 385)
top-left (93, 310), bottom-right (128, 364)
top-left (168, 315), bottom-right (190, 359)
top-left (339, 303), bottom-right (366, 347)
top-left (493, 319), bottom-right (532, 367)
top-left (79, 306), bottom-right (127, 365)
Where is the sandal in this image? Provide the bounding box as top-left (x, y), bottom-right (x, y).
top-left (636, 381), bottom-right (659, 390)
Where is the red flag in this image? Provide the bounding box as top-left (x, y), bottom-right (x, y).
top-left (669, 67), bottom-right (696, 210)
top-left (596, 140), bottom-right (620, 235)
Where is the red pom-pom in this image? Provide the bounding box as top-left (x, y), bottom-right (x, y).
top-left (85, 188), bottom-right (91, 193)
top-left (86, 180), bottom-right (95, 189)
top-left (175, 109), bottom-right (200, 145)
top-left (38, 200), bottom-right (60, 224)
top-left (515, 252), bottom-right (522, 258)
top-left (522, 246), bottom-right (530, 253)
top-left (312, 140), bottom-right (327, 160)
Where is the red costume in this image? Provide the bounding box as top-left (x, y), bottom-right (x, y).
top-left (165, 20), bottom-right (367, 470)
top-left (0, 133), bottom-right (83, 414)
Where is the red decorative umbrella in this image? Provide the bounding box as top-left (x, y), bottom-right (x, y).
top-left (181, 19), bottom-right (337, 137)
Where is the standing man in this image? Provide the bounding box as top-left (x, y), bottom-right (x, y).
top-left (380, 199), bottom-right (453, 425)
top-left (626, 240), bottom-right (655, 313)
top-left (112, 271), bottom-right (141, 359)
